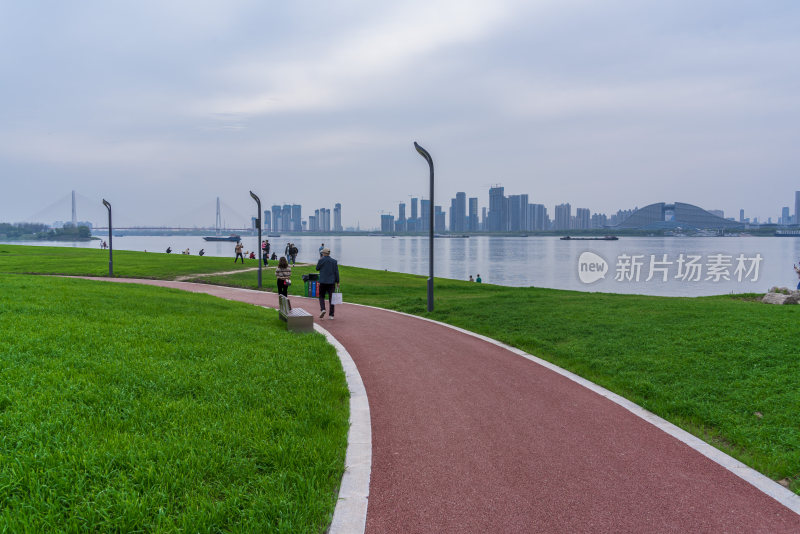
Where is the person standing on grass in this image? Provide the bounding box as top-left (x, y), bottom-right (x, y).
top-left (275, 256), bottom-right (292, 297)
top-left (234, 241), bottom-right (244, 263)
top-left (263, 240), bottom-right (271, 265)
top-left (319, 243), bottom-right (325, 257)
top-left (316, 247), bottom-right (339, 320)
top-left (469, 275), bottom-right (474, 282)
top-left (476, 274), bottom-right (482, 283)
top-left (289, 243), bottom-right (298, 265)
top-left (794, 263), bottom-right (800, 290)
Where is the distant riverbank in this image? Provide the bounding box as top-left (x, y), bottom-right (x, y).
top-left (4, 234), bottom-right (797, 296)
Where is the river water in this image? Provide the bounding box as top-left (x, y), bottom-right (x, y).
top-left (5, 234), bottom-right (800, 297)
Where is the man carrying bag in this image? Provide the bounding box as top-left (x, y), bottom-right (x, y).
top-left (316, 248), bottom-right (340, 320)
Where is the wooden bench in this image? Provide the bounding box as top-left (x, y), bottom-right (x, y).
top-left (278, 295), bottom-right (314, 333)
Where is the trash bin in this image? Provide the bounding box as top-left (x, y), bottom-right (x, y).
top-left (303, 273), bottom-right (319, 297)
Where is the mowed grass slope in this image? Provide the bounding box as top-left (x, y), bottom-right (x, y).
top-left (2, 245), bottom-right (799, 493)
top-left (0, 275), bottom-right (348, 532)
top-left (0, 243), bottom-right (265, 279)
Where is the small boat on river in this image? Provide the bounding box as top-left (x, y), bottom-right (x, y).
top-left (560, 235), bottom-right (619, 241)
top-left (203, 234), bottom-right (241, 242)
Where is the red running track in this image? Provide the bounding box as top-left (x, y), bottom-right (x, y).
top-left (80, 278), bottom-right (800, 533)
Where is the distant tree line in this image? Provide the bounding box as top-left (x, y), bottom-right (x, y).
top-left (0, 222), bottom-right (92, 240)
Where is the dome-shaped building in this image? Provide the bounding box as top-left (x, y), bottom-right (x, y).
top-left (615, 202), bottom-right (743, 230)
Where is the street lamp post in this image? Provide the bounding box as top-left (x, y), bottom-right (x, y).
top-left (414, 141), bottom-right (434, 312)
top-left (250, 190), bottom-right (262, 288)
top-left (102, 199), bottom-right (113, 276)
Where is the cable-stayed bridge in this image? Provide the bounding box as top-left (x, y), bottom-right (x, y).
top-left (21, 191), bottom-right (256, 231)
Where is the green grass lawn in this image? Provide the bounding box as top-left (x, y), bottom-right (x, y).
top-left (0, 243), bottom-right (269, 279)
top-left (2, 244), bottom-right (799, 495)
top-left (0, 274), bottom-right (349, 532)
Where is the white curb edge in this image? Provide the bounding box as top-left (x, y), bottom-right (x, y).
top-left (314, 323), bottom-right (371, 534)
top-left (340, 300), bottom-right (800, 516)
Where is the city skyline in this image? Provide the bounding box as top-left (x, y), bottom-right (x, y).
top-left (2, 2), bottom-right (799, 227)
top-left (9, 185), bottom-right (800, 233)
top-left (379, 186), bottom-right (800, 232)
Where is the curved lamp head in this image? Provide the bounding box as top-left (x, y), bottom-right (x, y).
top-left (249, 190), bottom-right (260, 204)
top-left (102, 199), bottom-right (111, 210)
top-left (414, 141), bottom-right (432, 166)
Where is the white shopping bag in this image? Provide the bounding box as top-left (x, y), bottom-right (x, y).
top-left (331, 291), bottom-right (343, 305)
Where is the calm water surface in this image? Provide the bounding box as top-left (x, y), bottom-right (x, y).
top-left (6, 235), bottom-right (800, 297)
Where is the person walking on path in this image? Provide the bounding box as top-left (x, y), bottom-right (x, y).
top-left (275, 256), bottom-right (292, 297)
top-left (319, 243), bottom-right (325, 258)
top-left (315, 247), bottom-right (339, 319)
top-left (284, 242), bottom-right (291, 259)
top-left (234, 242), bottom-right (244, 263)
top-left (289, 243), bottom-right (298, 265)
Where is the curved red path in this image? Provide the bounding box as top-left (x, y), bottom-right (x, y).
top-left (83, 278), bottom-right (800, 533)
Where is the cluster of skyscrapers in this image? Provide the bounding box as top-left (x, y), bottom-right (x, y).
top-left (259, 203), bottom-right (343, 233)
top-left (381, 186), bottom-right (635, 233)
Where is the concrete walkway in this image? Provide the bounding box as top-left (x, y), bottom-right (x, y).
top-left (80, 278), bottom-right (800, 533)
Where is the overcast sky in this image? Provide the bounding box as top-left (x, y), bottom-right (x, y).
top-left (2, 0), bottom-right (799, 228)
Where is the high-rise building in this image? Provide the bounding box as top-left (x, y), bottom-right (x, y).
top-left (381, 214), bottom-right (395, 233)
top-left (398, 202), bottom-right (406, 232)
top-left (481, 207), bottom-right (487, 231)
top-left (507, 194), bottom-right (528, 231)
top-left (555, 203), bottom-right (571, 230)
top-left (449, 198), bottom-right (457, 232)
top-left (781, 206), bottom-right (790, 225)
top-left (334, 203), bottom-right (343, 232)
top-left (409, 197), bottom-right (419, 232)
top-left (529, 204), bottom-right (547, 231)
top-left (271, 204), bottom-right (282, 231)
top-left (434, 206), bottom-right (446, 233)
top-left (468, 197), bottom-right (478, 232)
top-left (455, 192), bottom-right (467, 232)
top-left (795, 191), bottom-right (800, 225)
top-left (739, 209), bottom-right (745, 223)
top-left (591, 213), bottom-right (608, 229)
top-left (291, 205), bottom-right (302, 232)
top-left (488, 186), bottom-right (505, 232)
top-left (282, 205), bottom-right (292, 231)
top-left (263, 210), bottom-right (271, 231)
top-left (575, 208), bottom-right (590, 230)
top-left (420, 199), bottom-right (430, 232)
